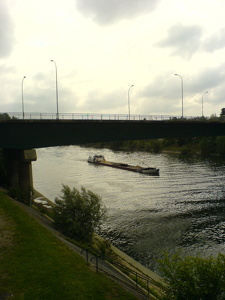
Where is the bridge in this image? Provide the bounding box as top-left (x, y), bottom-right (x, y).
top-left (1, 118), bottom-right (225, 202)
top-left (1, 119), bottom-right (225, 149)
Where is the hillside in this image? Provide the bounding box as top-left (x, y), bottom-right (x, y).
top-left (0, 191), bottom-right (138, 300)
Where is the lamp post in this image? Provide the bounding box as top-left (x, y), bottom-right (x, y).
top-left (202, 91), bottom-right (208, 118)
top-left (50, 60), bottom-right (59, 119)
top-left (128, 84), bottom-right (134, 120)
top-left (22, 76), bottom-right (26, 119)
top-left (175, 74), bottom-right (184, 118)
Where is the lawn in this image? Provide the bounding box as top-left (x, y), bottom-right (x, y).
top-left (0, 192), bottom-right (138, 300)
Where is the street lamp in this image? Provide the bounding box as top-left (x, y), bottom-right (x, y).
top-left (202, 91), bottom-right (208, 118)
top-left (128, 84), bottom-right (134, 120)
top-left (50, 60), bottom-right (59, 119)
top-left (22, 76), bottom-right (26, 119)
top-left (175, 74), bottom-right (184, 118)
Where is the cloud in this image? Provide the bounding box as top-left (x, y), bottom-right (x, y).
top-left (203, 28), bottom-right (225, 52)
top-left (80, 88), bottom-right (128, 113)
top-left (157, 23), bottom-right (203, 59)
top-left (22, 72), bottom-right (78, 113)
top-left (188, 64), bottom-right (225, 94)
top-left (137, 73), bottom-right (182, 115)
top-left (137, 64), bottom-right (225, 116)
top-left (75, 0), bottom-right (159, 25)
top-left (0, 0), bottom-right (15, 58)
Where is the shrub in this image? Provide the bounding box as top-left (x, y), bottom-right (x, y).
top-left (216, 137), bottom-right (225, 155)
top-left (199, 137), bottom-right (216, 155)
top-left (53, 185), bottom-right (107, 243)
top-left (158, 252), bottom-right (225, 300)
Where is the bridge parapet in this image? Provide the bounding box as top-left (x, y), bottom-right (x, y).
top-left (5, 112), bottom-right (202, 121)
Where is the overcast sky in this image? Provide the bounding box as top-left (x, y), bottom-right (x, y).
top-left (1, 0), bottom-right (225, 118)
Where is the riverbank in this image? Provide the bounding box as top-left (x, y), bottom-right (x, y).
top-left (32, 189), bottom-right (164, 296)
top-left (14, 186), bottom-right (163, 287)
top-left (0, 190), bottom-right (144, 299)
top-left (0, 186), bottom-right (164, 298)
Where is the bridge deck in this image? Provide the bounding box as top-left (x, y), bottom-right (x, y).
top-left (0, 119), bottom-right (225, 149)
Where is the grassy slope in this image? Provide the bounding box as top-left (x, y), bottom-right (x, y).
top-left (0, 192), bottom-right (138, 300)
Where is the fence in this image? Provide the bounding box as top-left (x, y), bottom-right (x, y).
top-left (5, 112), bottom-right (202, 121)
top-left (81, 248), bottom-right (164, 299)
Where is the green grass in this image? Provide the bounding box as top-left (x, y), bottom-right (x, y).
top-left (0, 192), bottom-right (138, 300)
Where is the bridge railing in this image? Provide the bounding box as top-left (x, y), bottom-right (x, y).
top-left (5, 112), bottom-right (202, 121)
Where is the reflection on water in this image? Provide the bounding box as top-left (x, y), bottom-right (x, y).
top-left (33, 146), bottom-right (225, 272)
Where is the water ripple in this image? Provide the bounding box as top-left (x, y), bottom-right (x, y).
top-left (33, 146), bottom-right (225, 272)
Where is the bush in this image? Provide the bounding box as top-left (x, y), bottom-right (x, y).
top-left (158, 252), bottom-right (225, 300)
top-left (0, 113), bottom-right (11, 119)
top-left (0, 149), bottom-right (7, 187)
top-left (53, 185), bottom-right (107, 243)
top-left (216, 137), bottom-right (225, 155)
top-left (199, 137), bottom-right (216, 155)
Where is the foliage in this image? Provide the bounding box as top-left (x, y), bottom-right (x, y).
top-left (0, 113), bottom-right (11, 119)
top-left (84, 135), bottom-right (225, 156)
top-left (158, 252), bottom-right (225, 300)
top-left (198, 137), bottom-right (216, 155)
top-left (53, 184), bottom-right (107, 243)
top-left (0, 113), bottom-right (17, 120)
top-left (216, 136), bottom-right (225, 155)
top-left (0, 149), bottom-right (7, 187)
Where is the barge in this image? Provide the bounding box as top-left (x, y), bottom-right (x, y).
top-left (87, 155), bottom-right (159, 175)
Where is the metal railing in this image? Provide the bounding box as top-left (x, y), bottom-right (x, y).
top-left (3, 112), bottom-right (204, 121)
top-left (81, 248), bottom-right (164, 299)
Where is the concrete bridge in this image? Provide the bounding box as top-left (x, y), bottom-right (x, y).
top-left (1, 119), bottom-right (225, 202)
top-left (2, 119), bottom-right (225, 148)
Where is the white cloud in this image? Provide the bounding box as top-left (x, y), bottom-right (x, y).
top-left (1, 0), bottom-right (225, 118)
top-left (157, 23), bottom-right (203, 59)
top-left (75, 0), bottom-right (159, 25)
top-left (203, 28), bottom-right (225, 52)
top-left (0, 0), bottom-right (15, 57)
top-left (188, 64), bottom-right (225, 93)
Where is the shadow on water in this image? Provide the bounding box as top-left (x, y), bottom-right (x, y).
top-left (100, 197), bottom-right (225, 272)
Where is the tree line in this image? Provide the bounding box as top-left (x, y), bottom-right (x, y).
top-left (83, 136), bottom-right (225, 156)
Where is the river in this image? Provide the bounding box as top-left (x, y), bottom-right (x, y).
top-left (32, 146), bottom-right (225, 272)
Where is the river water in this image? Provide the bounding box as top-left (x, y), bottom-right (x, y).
top-left (32, 146), bottom-right (225, 272)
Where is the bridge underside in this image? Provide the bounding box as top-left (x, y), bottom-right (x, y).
top-left (1, 119), bottom-right (225, 149)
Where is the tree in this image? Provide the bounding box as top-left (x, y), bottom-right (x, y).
top-left (0, 149), bottom-right (7, 186)
top-left (158, 252), bottom-right (225, 300)
top-left (53, 184), bottom-right (107, 243)
top-left (0, 113), bottom-right (11, 119)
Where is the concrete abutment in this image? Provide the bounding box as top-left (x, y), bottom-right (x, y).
top-left (3, 149), bottom-right (37, 203)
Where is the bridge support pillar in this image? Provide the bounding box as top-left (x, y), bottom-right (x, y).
top-left (3, 149), bottom-right (37, 204)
